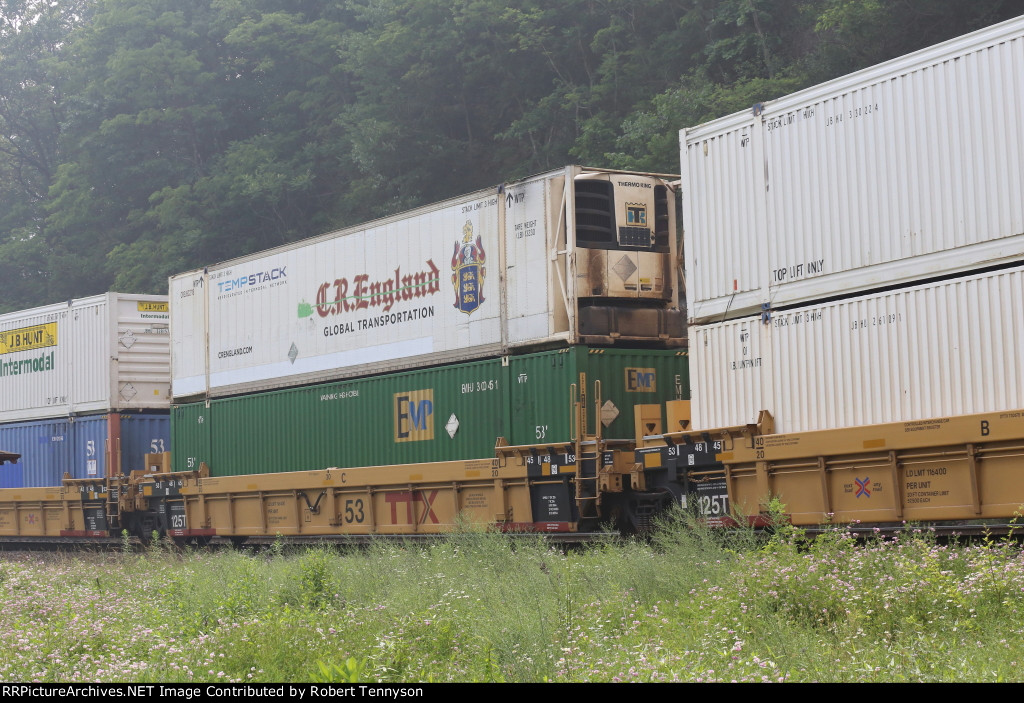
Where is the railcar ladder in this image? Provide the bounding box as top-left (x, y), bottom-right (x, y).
top-left (571, 376), bottom-right (602, 520)
top-left (105, 476), bottom-right (121, 530)
top-left (104, 439), bottom-right (122, 531)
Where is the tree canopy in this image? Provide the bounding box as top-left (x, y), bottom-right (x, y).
top-left (0, 0), bottom-right (1020, 310)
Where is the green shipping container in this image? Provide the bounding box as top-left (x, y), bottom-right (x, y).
top-left (172, 347), bottom-right (688, 476)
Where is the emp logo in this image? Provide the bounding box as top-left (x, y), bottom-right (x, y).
top-left (625, 368), bottom-right (656, 393)
top-left (395, 390), bottom-right (434, 442)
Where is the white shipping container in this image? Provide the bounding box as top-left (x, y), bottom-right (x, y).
top-left (681, 15), bottom-right (1024, 323)
top-left (0, 293), bottom-right (171, 422)
top-left (690, 265), bottom-right (1024, 433)
top-left (171, 166), bottom-right (682, 399)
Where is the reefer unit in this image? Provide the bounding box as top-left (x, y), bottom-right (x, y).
top-left (171, 346), bottom-right (688, 476)
top-left (681, 15), bottom-right (1024, 323)
top-left (0, 293), bottom-right (171, 422)
top-left (690, 265), bottom-right (1024, 434)
top-left (0, 412), bottom-right (170, 488)
top-left (171, 166), bottom-right (683, 400)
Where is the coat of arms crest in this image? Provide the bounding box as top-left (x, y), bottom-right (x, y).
top-left (451, 221), bottom-right (486, 315)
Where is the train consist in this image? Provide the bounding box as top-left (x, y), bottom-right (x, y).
top-left (674, 14), bottom-right (1024, 528)
top-left (0, 294), bottom-right (171, 490)
top-left (0, 166), bottom-right (693, 541)
top-left (2, 18), bottom-right (1024, 543)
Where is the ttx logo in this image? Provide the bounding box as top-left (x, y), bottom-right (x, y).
top-left (395, 390), bottom-right (434, 442)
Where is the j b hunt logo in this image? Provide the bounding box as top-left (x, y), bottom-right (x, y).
top-left (0, 323), bottom-right (57, 355)
top-left (395, 390), bottom-right (434, 442)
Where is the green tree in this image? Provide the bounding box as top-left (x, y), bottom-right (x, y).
top-left (0, 0), bottom-right (90, 310)
top-left (0, 0), bottom-right (1021, 307)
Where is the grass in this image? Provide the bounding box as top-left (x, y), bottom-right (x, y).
top-left (1, 515), bottom-right (1024, 682)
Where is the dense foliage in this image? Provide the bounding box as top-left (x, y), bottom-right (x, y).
top-left (0, 0), bottom-right (1021, 311)
top-left (3, 522), bottom-right (1024, 682)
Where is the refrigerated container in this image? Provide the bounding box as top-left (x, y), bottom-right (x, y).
top-left (171, 167), bottom-right (684, 400)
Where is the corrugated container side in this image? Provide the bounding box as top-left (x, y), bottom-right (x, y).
top-left (112, 294), bottom-right (172, 410)
top-left (681, 117), bottom-right (765, 320)
top-left (170, 275), bottom-right (208, 399)
top-left (10, 418), bottom-right (71, 487)
top-left (682, 16), bottom-right (1024, 322)
top-left (504, 175), bottom-right (552, 344)
top-left (506, 347), bottom-right (689, 445)
top-left (504, 174), bottom-right (575, 345)
top-left (70, 415), bottom-right (109, 480)
top-left (506, 349), bottom-right (577, 445)
top-left (111, 413), bottom-right (172, 475)
top-left (0, 412), bottom-right (170, 487)
top-left (592, 347), bottom-right (689, 434)
top-left (0, 300), bottom-right (73, 422)
top-left (171, 403), bottom-right (211, 474)
top-left (172, 347), bottom-right (688, 476)
top-left (689, 317), bottom-right (771, 431)
top-left (176, 185), bottom-right (507, 401)
top-left (691, 264), bottom-right (1024, 433)
top-left (0, 294), bottom-right (170, 422)
top-left (0, 461), bottom-right (21, 489)
top-left (69, 299), bottom-right (110, 415)
top-left (185, 357), bottom-right (509, 477)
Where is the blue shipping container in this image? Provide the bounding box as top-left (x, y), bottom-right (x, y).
top-left (0, 412), bottom-right (169, 488)
top-left (0, 459), bottom-right (21, 488)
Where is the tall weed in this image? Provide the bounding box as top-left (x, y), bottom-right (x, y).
top-left (3, 525), bottom-right (1024, 682)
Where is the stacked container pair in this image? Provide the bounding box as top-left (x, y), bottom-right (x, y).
top-left (0, 294), bottom-right (172, 487)
top-left (680, 15), bottom-right (1024, 433)
top-left (169, 166), bottom-right (688, 476)
top-left (172, 346), bottom-right (688, 476)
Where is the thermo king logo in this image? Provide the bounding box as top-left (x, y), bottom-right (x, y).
top-left (395, 390), bottom-right (434, 442)
top-left (625, 367), bottom-right (656, 392)
top-left (626, 203), bottom-right (648, 226)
